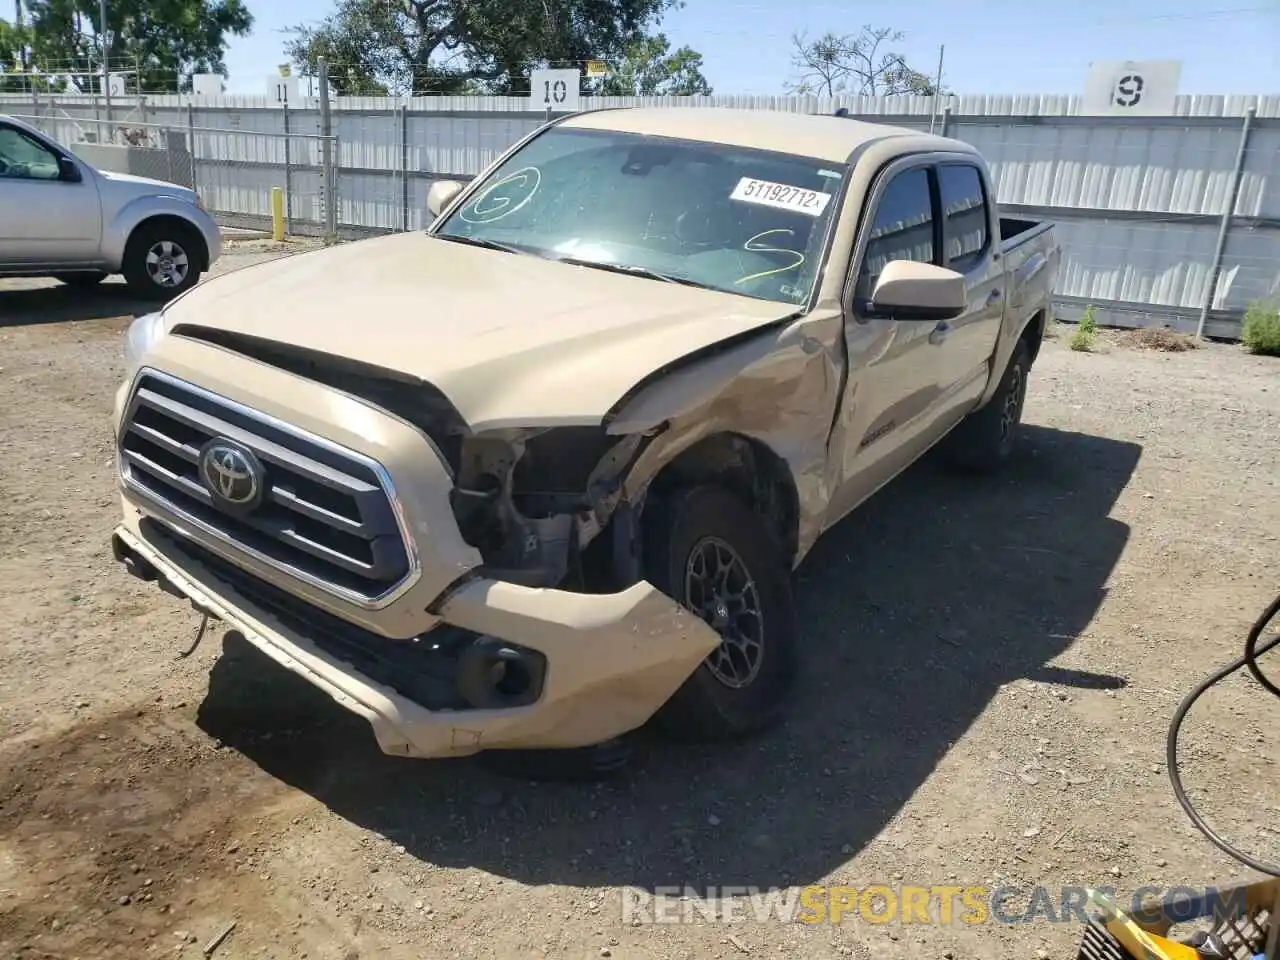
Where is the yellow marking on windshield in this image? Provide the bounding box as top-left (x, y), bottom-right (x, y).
top-left (735, 229), bottom-right (806, 285)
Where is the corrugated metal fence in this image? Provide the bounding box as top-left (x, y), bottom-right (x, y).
top-left (4, 90), bottom-right (1278, 339)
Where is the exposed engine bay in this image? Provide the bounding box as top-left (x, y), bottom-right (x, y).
top-left (169, 325), bottom-right (654, 592)
top-left (448, 428), bottom-right (650, 589)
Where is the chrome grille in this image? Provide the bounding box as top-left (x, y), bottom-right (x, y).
top-left (119, 370), bottom-right (414, 605)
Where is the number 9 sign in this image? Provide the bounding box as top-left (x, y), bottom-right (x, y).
top-left (529, 68), bottom-right (582, 113)
top-left (1112, 73), bottom-right (1144, 108)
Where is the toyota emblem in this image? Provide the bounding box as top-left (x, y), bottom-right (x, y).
top-left (198, 439), bottom-right (265, 511)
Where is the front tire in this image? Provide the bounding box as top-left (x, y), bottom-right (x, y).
top-left (644, 485), bottom-right (798, 741)
top-left (943, 339), bottom-right (1031, 474)
top-left (122, 221), bottom-right (203, 301)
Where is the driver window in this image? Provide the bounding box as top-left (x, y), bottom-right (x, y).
top-left (0, 126), bottom-right (62, 181)
top-left (853, 166), bottom-right (936, 303)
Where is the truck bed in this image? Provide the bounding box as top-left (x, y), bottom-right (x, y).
top-left (998, 216), bottom-right (1059, 318)
top-left (999, 216), bottom-right (1052, 253)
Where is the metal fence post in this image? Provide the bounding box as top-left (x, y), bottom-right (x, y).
top-left (282, 100), bottom-right (293, 233)
top-left (1196, 107), bottom-right (1255, 341)
top-left (186, 103), bottom-right (196, 193)
top-left (400, 101), bottom-right (410, 232)
top-left (329, 137), bottom-right (341, 239)
top-left (318, 57), bottom-right (336, 240)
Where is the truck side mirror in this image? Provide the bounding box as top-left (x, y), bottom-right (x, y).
top-left (868, 260), bottom-right (967, 322)
top-left (427, 179), bottom-right (464, 218)
top-left (58, 156), bottom-right (83, 183)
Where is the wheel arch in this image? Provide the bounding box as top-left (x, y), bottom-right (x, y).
top-left (123, 214), bottom-right (210, 273)
top-left (641, 431), bottom-right (801, 570)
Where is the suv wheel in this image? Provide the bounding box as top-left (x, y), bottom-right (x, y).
top-left (644, 484), bottom-right (798, 741)
top-left (122, 222), bottom-right (203, 300)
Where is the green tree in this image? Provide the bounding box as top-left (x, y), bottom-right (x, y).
top-left (286, 0), bottom-right (682, 96)
top-left (24, 0), bottom-right (252, 92)
top-left (591, 33), bottom-right (710, 96)
top-left (1, 16), bottom-right (24, 75)
top-left (787, 26), bottom-right (940, 97)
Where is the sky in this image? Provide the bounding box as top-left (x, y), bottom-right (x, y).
top-left (221, 0), bottom-right (1280, 97)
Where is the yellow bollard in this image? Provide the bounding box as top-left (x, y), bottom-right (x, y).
top-left (270, 186), bottom-right (285, 241)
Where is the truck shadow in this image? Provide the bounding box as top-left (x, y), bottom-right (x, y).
top-left (0, 281), bottom-right (157, 327)
top-left (196, 423), bottom-right (1140, 892)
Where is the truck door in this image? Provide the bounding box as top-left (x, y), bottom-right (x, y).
top-left (931, 161), bottom-right (1004, 418)
top-left (826, 159), bottom-right (946, 525)
top-left (0, 122), bottom-right (101, 266)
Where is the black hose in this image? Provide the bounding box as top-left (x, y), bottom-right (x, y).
top-left (1165, 590), bottom-right (1280, 877)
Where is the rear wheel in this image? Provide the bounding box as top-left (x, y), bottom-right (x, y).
top-left (122, 221), bottom-right (203, 300)
top-left (53, 271), bottom-right (108, 288)
top-left (644, 484), bottom-right (798, 741)
top-left (943, 339), bottom-right (1031, 474)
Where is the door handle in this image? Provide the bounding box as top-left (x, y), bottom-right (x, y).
top-left (928, 321), bottom-right (951, 346)
top-left (986, 289), bottom-right (1003, 305)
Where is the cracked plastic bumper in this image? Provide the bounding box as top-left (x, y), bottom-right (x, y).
top-left (115, 521), bottom-right (722, 759)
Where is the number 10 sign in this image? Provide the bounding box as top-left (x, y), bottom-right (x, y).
top-left (530, 68), bottom-right (581, 113)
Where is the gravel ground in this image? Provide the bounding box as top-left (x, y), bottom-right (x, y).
top-left (0, 243), bottom-right (1277, 960)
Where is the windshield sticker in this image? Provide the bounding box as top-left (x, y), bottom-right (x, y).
top-left (459, 166), bottom-right (542, 223)
top-left (735, 229), bottom-right (806, 286)
top-left (730, 177), bottom-right (832, 216)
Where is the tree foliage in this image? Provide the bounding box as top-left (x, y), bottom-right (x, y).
top-left (285, 0), bottom-right (686, 96)
top-left (20, 0), bottom-right (252, 92)
top-left (787, 26), bottom-right (940, 97)
top-left (1, 17), bottom-right (24, 73)
top-left (591, 33), bottom-right (711, 96)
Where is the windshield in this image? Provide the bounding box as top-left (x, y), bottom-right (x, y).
top-left (432, 127), bottom-right (847, 307)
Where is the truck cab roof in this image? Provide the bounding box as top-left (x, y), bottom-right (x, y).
top-left (561, 106), bottom-right (974, 164)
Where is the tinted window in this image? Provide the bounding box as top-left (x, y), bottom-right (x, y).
top-left (435, 127), bottom-right (847, 307)
top-left (855, 167), bottom-right (934, 301)
top-left (937, 164), bottom-right (988, 267)
top-left (0, 126), bottom-right (60, 181)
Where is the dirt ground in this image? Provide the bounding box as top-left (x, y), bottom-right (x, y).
top-left (1, 242), bottom-right (1277, 960)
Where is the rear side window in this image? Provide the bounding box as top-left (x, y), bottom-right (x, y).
top-left (937, 164), bottom-right (989, 269)
top-left (855, 167), bottom-right (935, 301)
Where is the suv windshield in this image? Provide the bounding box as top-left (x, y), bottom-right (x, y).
top-left (432, 127), bottom-right (846, 307)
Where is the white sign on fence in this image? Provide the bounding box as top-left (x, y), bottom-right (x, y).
top-left (268, 75), bottom-right (300, 105)
top-left (192, 73), bottom-right (222, 99)
top-left (1082, 60), bottom-right (1181, 115)
top-left (530, 68), bottom-right (581, 112)
top-left (107, 73), bottom-right (127, 97)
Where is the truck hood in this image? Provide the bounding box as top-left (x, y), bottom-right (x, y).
top-left (162, 231), bottom-right (798, 432)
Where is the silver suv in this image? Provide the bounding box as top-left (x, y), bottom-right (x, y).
top-left (0, 114), bottom-right (222, 299)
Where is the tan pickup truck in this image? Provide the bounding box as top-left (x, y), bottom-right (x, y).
top-left (111, 107), bottom-right (1059, 768)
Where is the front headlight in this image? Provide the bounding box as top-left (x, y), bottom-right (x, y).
top-left (123, 312), bottom-right (168, 379)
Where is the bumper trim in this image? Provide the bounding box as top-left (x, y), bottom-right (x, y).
top-left (115, 524), bottom-right (723, 758)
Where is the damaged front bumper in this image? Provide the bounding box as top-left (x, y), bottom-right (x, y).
top-left (113, 510), bottom-right (721, 759)
top-left (110, 341), bottom-right (722, 759)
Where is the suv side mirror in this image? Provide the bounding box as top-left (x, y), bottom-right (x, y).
top-left (427, 179), bottom-right (464, 218)
top-left (868, 260), bottom-right (966, 322)
top-left (58, 156), bottom-right (83, 183)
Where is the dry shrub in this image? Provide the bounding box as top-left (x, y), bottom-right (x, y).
top-left (1126, 326), bottom-right (1199, 352)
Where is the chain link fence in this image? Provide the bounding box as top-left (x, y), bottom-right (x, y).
top-left (12, 113), bottom-right (341, 239)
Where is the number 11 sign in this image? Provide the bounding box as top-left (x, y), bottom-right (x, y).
top-left (530, 68), bottom-right (582, 113)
